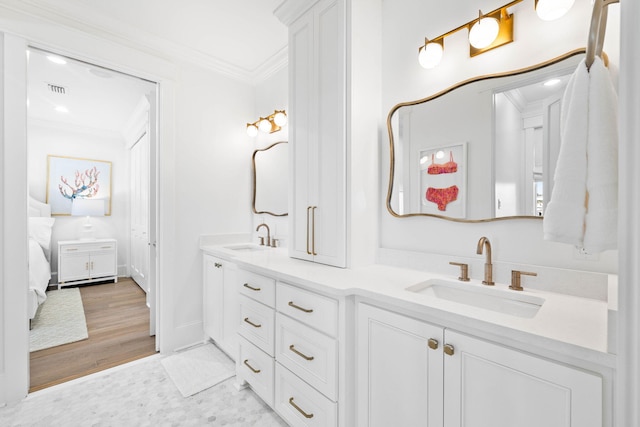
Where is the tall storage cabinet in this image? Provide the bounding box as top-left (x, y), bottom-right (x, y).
top-left (288, 0), bottom-right (347, 268)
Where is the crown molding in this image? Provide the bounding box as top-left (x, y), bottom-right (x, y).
top-left (1, 0), bottom-right (286, 85)
top-left (29, 117), bottom-right (126, 141)
top-left (274, 0), bottom-right (318, 26)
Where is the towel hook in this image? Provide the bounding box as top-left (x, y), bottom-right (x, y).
top-left (586, 0), bottom-right (620, 71)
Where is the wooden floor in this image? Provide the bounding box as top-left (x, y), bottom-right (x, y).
top-left (29, 278), bottom-right (157, 392)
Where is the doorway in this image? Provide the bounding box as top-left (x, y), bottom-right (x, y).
top-left (26, 47), bottom-right (159, 389)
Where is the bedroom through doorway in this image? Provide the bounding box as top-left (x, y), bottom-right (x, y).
top-left (26, 47), bottom-right (159, 391)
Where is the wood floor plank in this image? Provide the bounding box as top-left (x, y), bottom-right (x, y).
top-left (29, 278), bottom-right (157, 392)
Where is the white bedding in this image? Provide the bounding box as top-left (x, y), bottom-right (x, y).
top-left (29, 237), bottom-right (51, 305)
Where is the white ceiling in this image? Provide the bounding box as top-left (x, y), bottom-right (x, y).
top-left (24, 0), bottom-right (289, 135)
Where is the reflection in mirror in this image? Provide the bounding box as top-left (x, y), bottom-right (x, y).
top-left (252, 141), bottom-right (288, 217)
top-left (387, 49), bottom-right (584, 222)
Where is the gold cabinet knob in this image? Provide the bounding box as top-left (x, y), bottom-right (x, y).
top-left (444, 344), bottom-right (455, 356)
top-left (428, 338), bottom-right (439, 350)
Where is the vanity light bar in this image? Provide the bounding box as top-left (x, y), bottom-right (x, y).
top-left (246, 110), bottom-right (288, 137)
top-left (418, 0), bottom-right (577, 69)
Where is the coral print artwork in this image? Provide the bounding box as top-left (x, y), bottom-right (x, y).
top-left (47, 155), bottom-right (112, 216)
top-left (419, 142), bottom-right (467, 219)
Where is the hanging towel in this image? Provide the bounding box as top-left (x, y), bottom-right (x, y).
top-left (543, 57), bottom-right (618, 253)
top-left (583, 56), bottom-right (618, 253)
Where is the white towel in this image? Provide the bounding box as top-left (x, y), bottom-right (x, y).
top-left (543, 57), bottom-right (618, 253)
top-left (583, 57), bottom-right (618, 253)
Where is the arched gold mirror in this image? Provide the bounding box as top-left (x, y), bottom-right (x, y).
top-left (387, 49), bottom-right (586, 222)
top-left (252, 141), bottom-right (288, 217)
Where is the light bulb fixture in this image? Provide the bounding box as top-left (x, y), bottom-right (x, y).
top-left (417, 0), bottom-right (521, 68)
top-left (535, 0), bottom-right (575, 21)
top-left (418, 38), bottom-right (444, 69)
top-left (246, 109), bottom-right (287, 137)
top-left (468, 10), bottom-right (500, 49)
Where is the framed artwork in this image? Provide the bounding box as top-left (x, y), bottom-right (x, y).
top-left (46, 155), bottom-right (112, 216)
top-left (419, 142), bottom-right (467, 218)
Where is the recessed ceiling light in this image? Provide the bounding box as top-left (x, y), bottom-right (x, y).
top-left (543, 78), bottom-right (561, 87)
top-left (47, 55), bottom-right (67, 65)
top-left (55, 105), bottom-right (69, 113)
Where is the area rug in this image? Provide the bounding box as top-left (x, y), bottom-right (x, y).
top-left (30, 287), bottom-right (89, 352)
top-left (161, 343), bottom-right (235, 397)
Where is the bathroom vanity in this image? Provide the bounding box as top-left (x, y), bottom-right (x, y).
top-left (201, 241), bottom-right (615, 427)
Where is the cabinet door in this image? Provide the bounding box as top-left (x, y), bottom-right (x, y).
top-left (443, 330), bottom-right (603, 427)
top-left (60, 253), bottom-right (90, 282)
top-left (289, 8), bottom-right (315, 263)
top-left (90, 251), bottom-right (116, 278)
top-left (357, 303), bottom-right (444, 427)
top-left (203, 254), bottom-right (223, 342)
top-left (221, 263), bottom-right (239, 360)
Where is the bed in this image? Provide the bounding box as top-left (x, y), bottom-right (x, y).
top-left (28, 196), bottom-right (55, 322)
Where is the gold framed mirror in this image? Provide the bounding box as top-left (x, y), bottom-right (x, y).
top-left (252, 141), bottom-right (288, 217)
top-left (386, 49), bottom-right (586, 222)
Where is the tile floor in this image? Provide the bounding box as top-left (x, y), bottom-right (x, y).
top-left (1, 351), bottom-right (288, 426)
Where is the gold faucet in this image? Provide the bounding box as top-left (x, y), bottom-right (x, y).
top-left (476, 236), bottom-right (494, 286)
top-left (256, 223), bottom-right (271, 246)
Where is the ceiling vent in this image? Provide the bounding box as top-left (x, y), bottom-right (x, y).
top-left (47, 83), bottom-right (67, 95)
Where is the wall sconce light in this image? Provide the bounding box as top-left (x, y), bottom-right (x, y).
top-left (246, 110), bottom-right (287, 137)
top-left (535, 0), bottom-right (575, 21)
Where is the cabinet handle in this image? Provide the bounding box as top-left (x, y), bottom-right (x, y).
top-left (243, 283), bottom-right (261, 292)
top-left (67, 248), bottom-right (78, 251)
top-left (444, 344), bottom-right (455, 356)
top-left (243, 359), bottom-right (261, 374)
top-left (91, 261), bottom-right (94, 270)
top-left (85, 262), bottom-right (89, 271)
top-left (289, 344), bottom-right (314, 361)
top-left (428, 338), bottom-right (439, 350)
top-left (288, 301), bottom-right (313, 313)
top-left (214, 263), bottom-right (222, 268)
top-left (289, 397), bottom-right (314, 419)
top-left (311, 206), bottom-right (317, 256)
top-left (306, 206), bottom-right (312, 255)
top-left (243, 317), bottom-right (262, 328)
top-left (100, 246), bottom-right (111, 249)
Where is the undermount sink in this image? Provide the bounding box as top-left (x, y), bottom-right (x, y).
top-left (406, 279), bottom-right (545, 318)
top-left (223, 243), bottom-right (269, 252)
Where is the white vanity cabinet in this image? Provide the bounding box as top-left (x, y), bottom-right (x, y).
top-left (202, 254), bottom-right (239, 359)
top-left (288, 0), bottom-right (346, 268)
top-left (357, 303), bottom-right (604, 427)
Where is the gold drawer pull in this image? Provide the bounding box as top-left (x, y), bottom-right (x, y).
top-left (243, 317), bottom-right (262, 328)
top-left (243, 283), bottom-right (261, 291)
top-left (444, 344), bottom-right (455, 356)
top-left (428, 338), bottom-right (439, 350)
top-left (100, 246), bottom-right (112, 249)
top-left (289, 344), bottom-right (314, 361)
top-left (214, 262), bottom-right (222, 268)
top-left (67, 248), bottom-right (78, 251)
top-left (243, 359), bottom-right (261, 374)
top-left (288, 301), bottom-right (313, 313)
top-left (289, 397), bottom-right (314, 419)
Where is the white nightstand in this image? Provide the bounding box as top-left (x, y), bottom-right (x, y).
top-left (57, 239), bottom-right (118, 289)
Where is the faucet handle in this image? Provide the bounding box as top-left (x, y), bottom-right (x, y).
top-left (258, 236), bottom-right (265, 246)
top-left (510, 270), bottom-right (537, 291)
top-left (449, 262), bottom-right (470, 282)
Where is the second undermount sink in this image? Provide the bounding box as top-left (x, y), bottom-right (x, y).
top-left (406, 279), bottom-right (545, 318)
top-left (223, 243), bottom-right (269, 252)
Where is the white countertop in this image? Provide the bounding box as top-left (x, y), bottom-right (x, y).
top-left (201, 243), bottom-right (616, 368)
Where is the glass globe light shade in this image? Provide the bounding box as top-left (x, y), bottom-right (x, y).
top-left (273, 111), bottom-right (287, 126)
top-left (246, 124), bottom-right (258, 137)
top-left (536, 0), bottom-right (575, 21)
top-left (258, 118), bottom-right (272, 133)
top-left (418, 42), bottom-right (443, 69)
top-left (468, 16), bottom-right (500, 49)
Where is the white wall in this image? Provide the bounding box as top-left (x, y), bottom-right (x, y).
top-left (28, 121), bottom-right (130, 279)
top-left (379, 0), bottom-right (619, 274)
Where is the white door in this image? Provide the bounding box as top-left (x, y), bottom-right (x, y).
top-left (443, 330), bottom-right (602, 427)
top-left (129, 134), bottom-right (149, 290)
top-left (147, 90), bottom-right (158, 340)
top-left (203, 254), bottom-right (224, 342)
top-left (357, 303), bottom-right (444, 427)
top-left (542, 94), bottom-right (562, 211)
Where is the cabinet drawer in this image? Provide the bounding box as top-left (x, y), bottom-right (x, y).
top-left (60, 242), bottom-right (116, 253)
top-left (276, 313), bottom-right (337, 400)
top-left (238, 335), bottom-right (274, 407)
top-left (276, 282), bottom-right (338, 337)
top-left (238, 269), bottom-right (276, 308)
top-left (275, 363), bottom-right (337, 427)
top-left (238, 294), bottom-right (275, 356)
